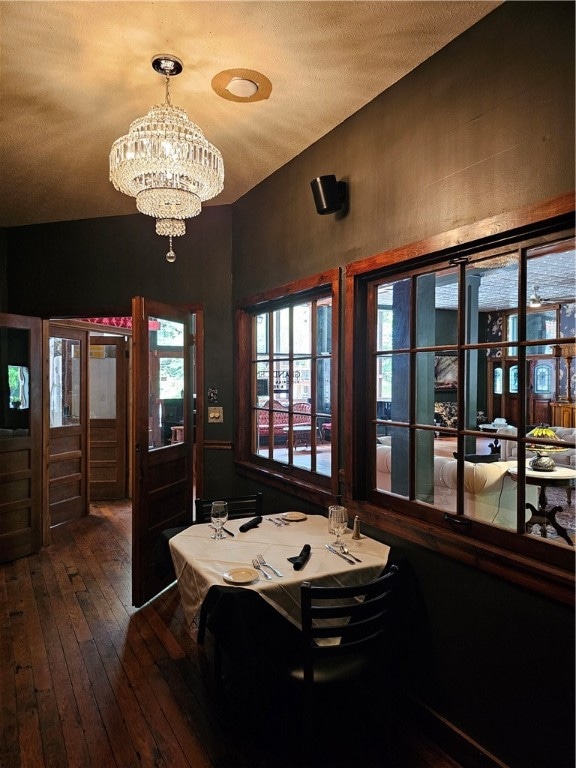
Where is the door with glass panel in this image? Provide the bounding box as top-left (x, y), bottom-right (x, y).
top-left (0, 313), bottom-right (42, 563)
top-left (89, 335), bottom-right (128, 500)
top-left (131, 298), bottom-right (197, 607)
top-left (48, 324), bottom-right (89, 527)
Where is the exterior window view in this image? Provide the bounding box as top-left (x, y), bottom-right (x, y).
top-left (252, 296), bottom-right (332, 477)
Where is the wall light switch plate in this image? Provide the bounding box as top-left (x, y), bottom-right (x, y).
top-left (208, 407), bottom-right (223, 423)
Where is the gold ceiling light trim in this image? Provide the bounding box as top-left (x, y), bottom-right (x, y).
top-left (212, 68), bottom-right (272, 103)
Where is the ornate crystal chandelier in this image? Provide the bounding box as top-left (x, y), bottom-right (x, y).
top-left (109, 54), bottom-right (224, 262)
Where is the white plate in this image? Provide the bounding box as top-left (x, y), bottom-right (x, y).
top-left (282, 511), bottom-right (308, 522)
top-left (223, 567), bottom-right (259, 585)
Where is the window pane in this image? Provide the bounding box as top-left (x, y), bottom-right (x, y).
top-left (293, 303), bottom-right (311, 354)
top-left (89, 344), bottom-right (116, 418)
top-left (414, 428), bottom-right (447, 507)
top-left (376, 426), bottom-right (409, 497)
top-left (273, 308), bottom-right (290, 354)
top-left (416, 268), bottom-right (458, 348)
top-left (158, 358), bottom-right (184, 399)
top-left (414, 350), bottom-right (438, 426)
top-left (156, 319), bottom-right (184, 346)
top-left (49, 337), bottom-right (81, 427)
top-left (377, 279), bottom-right (410, 350)
top-left (256, 313), bottom-right (268, 354)
top-left (374, 351), bottom-right (411, 430)
top-left (272, 358), bottom-right (290, 401)
top-left (255, 360), bottom-right (270, 402)
top-left (316, 300), bottom-right (332, 354)
top-left (1, 327), bottom-right (31, 437)
top-left (463, 471), bottom-right (521, 532)
top-left (150, 317), bottom-right (184, 449)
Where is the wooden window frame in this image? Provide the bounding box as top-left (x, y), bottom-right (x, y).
top-left (235, 269), bottom-right (341, 506)
top-left (344, 194), bottom-right (575, 604)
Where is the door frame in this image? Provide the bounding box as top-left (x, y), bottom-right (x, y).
top-left (0, 313), bottom-right (43, 562)
top-left (45, 322), bottom-right (89, 528)
top-left (131, 298), bottom-right (204, 606)
top-left (89, 335), bottom-right (129, 500)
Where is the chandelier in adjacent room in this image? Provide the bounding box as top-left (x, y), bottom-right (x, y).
top-left (109, 54), bottom-right (224, 262)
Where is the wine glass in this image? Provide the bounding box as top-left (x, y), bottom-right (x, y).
top-left (328, 505), bottom-right (348, 548)
top-left (210, 501), bottom-right (228, 540)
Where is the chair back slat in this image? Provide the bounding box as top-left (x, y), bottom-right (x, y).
top-left (194, 492), bottom-right (263, 523)
top-left (300, 565), bottom-right (401, 684)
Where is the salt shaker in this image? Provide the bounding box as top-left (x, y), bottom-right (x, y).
top-left (352, 515), bottom-right (361, 540)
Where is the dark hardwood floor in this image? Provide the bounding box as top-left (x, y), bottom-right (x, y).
top-left (1, 501), bottom-right (461, 768)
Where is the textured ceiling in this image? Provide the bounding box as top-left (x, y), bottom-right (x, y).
top-left (0, 1), bottom-right (501, 229)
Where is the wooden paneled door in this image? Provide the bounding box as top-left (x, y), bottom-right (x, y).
top-left (89, 335), bottom-right (128, 500)
top-left (0, 313), bottom-right (42, 563)
top-left (131, 298), bottom-right (200, 607)
top-left (47, 324), bottom-right (89, 527)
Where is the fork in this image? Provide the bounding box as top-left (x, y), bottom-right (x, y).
top-left (252, 558), bottom-right (271, 579)
top-left (257, 553), bottom-right (283, 577)
top-left (266, 517), bottom-right (283, 526)
top-left (340, 544), bottom-right (362, 563)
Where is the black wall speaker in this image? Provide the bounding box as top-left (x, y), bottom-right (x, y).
top-left (310, 175), bottom-right (346, 215)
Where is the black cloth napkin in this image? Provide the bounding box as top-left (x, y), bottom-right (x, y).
top-left (288, 544), bottom-right (311, 571)
top-left (238, 515), bottom-right (262, 532)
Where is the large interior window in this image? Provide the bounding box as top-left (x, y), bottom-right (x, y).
top-left (354, 224), bottom-right (575, 568)
top-left (236, 270), bottom-right (339, 496)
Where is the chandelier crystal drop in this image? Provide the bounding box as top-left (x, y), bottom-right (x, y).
top-left (109, 54), bottom-right (224, 260)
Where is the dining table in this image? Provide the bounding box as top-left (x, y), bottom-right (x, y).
top-left (507, 464), bottom-right (576, 546)
top-left (168, 512), bottom-right (391, 630)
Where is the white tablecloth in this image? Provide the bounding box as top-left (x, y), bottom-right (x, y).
top-left (169, 514), bottom-right (390, 627)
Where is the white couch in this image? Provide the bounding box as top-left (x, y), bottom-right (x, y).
top-left (376, 443), bottom-right (537, 530)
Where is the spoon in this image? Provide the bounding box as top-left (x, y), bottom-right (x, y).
top-left (340, 544), bottom-right (362, 563)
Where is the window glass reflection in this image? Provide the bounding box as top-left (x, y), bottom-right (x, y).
top-left (50, 337), bottom-right (81, 427)
top-left (1, 327), bottom-right (31, 437)
top-left (89, 344), bottom-right (116, 418)
top-left (150, 317), bottom-right (185, 450)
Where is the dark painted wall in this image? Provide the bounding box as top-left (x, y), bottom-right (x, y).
top-left (3, 3), bottom-right (575, 766)
top-left (5, 207), bottom-right (237, 454)
top-left (232, 2), bottom-right (574, 297)
top-left (6, 207), bottom-right (232, 316)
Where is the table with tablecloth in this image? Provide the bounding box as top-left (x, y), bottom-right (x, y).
top-left (169, 513), bottom-right (391, 628)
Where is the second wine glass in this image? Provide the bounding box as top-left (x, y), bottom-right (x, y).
top-left (210, 501), bottom-right (228, 540)
top-left (328, 505), bottom-right (348, 548)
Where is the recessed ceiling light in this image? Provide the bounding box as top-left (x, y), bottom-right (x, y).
top-left (226, 77), bottom-right (258, 98)
top-left (212, 68), bottom-right (272, 103)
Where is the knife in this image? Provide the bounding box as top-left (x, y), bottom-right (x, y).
top-left (325, 544), bottom-right (355, 564)
top-left (209, 524), bottom-right (235, 537)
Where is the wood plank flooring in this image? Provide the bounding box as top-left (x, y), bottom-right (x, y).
top-left (1, 501), bottom-right (461, 768)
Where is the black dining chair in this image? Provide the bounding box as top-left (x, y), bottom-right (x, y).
top-left (248, 564), bottom-right (404, 762)
top-left (194, 491), bottom-right (263, 523)
top-left (293, 563), bottom-right (401, 689)
top-left (209, 564), bottom-right (404, 766)
top-left (195, 492), bottom-right (264, 644)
